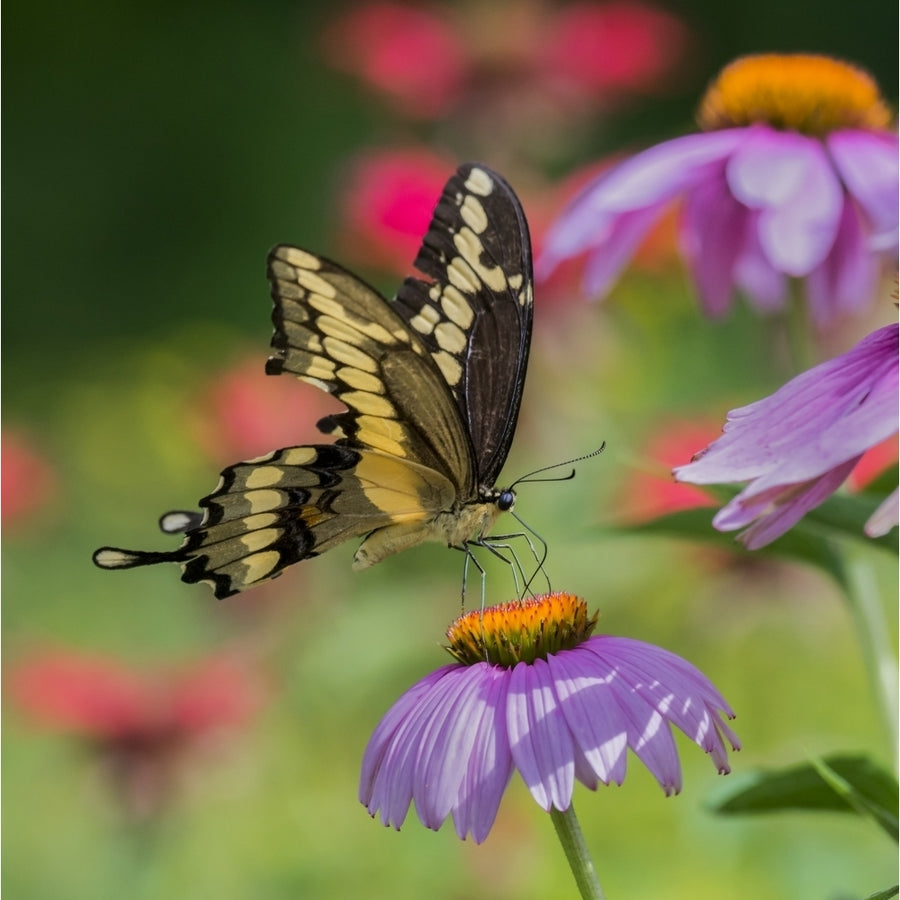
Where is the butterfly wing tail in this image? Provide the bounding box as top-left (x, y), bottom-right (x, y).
top-left (93, 546), bottom-right (186, 570)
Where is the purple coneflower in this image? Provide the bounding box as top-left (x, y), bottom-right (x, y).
top-left (538, 54), bottom-right (898, 326)
top-left (360, 593), bottom-right (738, 845)
top-left (675, 323), bottom-right (899, 548)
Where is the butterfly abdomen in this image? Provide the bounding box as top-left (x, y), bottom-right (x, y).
top-left (352, 495), bottom-right (508, 570)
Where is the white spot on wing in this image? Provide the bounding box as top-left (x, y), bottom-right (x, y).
top-left (279, 246), bottom-right (322, 270)
top-left (441, 286), bottom-right (474, 328)
top-left (460, 195), bottom-right (488, 233)
top-left (464, 168), bottom-right (494, 197)
top-left (434, 321), bottom-right (467, 354)
top-left (433, 350), bottom-right (463, 385)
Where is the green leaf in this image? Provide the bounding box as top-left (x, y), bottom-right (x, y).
top-left (624, 476), bottom-right (897, 588)
top-left (863, 885), bottom-right (898, 900)
top-left (627, 505), bottom-right (850, 589)
top-left (707, 754), bottom-right (899, 841)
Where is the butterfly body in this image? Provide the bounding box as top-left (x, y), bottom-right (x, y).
top-left (94, 163), bottom-right (533, 599)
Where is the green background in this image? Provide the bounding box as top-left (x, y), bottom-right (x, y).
top-left (4, 1), bottom-right (897, 898)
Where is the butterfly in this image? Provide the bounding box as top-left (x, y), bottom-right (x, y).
top-left (93, 163), bottom-right (534, 599)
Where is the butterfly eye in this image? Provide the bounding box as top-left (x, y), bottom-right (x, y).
top-left (497, 490), bottom-right (516, 512)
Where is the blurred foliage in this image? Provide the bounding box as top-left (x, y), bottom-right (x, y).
top-left (3, 1), bottom-right (897, 899)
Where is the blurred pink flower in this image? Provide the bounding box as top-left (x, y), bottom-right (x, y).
top-left (675, 324), bottom-right (899, 548)
top-left (336, 148), bottom-right (457, 274)
top-left (539, 54), bottom-right (898, 326)
top-left (847, 434), bottom-right (898, 492)
top-left (322, 3), bottom-right (467, 118)
top-left (323, 1), bottom-right (689, 121)
top-left (539, 1), bottom-right (688, 95)
top-left (2, 429), bottom-right (58, 528)
top-left (617, 421), bottom-right (722, 523)
top-left (191, 355), bottom-right (342, 465)
top-left (9, 649), bottom-right (266, 819)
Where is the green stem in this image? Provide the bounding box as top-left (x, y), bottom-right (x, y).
top-left (549, 803), bottom-right (606, 900)
top-left (844, 557), bottom-right (898, 768)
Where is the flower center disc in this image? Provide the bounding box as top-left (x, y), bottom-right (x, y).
top-left (445, 592), bottom-right (598, 667)
top-left (697, 54), bottom-right (891, 136)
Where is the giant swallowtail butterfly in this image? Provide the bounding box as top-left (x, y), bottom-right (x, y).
top-left (93, 163), bottom-right (533, 599)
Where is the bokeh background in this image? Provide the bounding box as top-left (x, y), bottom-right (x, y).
top-left (4, 1), bottom-right (897, 898)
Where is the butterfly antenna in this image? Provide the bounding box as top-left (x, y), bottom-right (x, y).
top-left (509, 443), bottom-right (606, 489)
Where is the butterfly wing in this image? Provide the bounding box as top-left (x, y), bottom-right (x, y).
top-left (391, 163), bottom-right (534, 488)
top-left (95, 444), bottom-right (459, 598)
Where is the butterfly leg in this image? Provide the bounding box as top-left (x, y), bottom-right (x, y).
top-left (459, 545), bottom-right (488, 613)
top-left (466, 536), bottom-right (525, 601)
top-left (479, 530), bottom-right (551, 598)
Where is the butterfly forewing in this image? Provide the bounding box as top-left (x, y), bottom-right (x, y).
top-left (266, 246), bottom-right (473, 492)
top-left (392, 163), bottom-right (534, 487)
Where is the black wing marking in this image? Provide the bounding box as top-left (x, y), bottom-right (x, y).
top-left (391, 163), bottom-right (533, 487)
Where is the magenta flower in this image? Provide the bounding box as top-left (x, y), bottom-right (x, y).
top-left (9, 648), bottom-right (266, 819)
top-left (2, 428), bottom-right (58, 530)
top-left (675, 324), bottom-right (899, 548)
top-left (360, 593), bottom-right (738, 843)
top-left (322, 2), bottom-right (689, 123)
top-left (538, 54), bottom-right (898, 326)
top-left (334, 147), bottom-right (456, 275)
top-left (191, 354), bottom-right (341, 466)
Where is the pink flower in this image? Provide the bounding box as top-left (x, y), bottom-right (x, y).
top-left (360, 594), bottom-right (738, 843)
top-left (323, 2), bottom-right (689, 121)
top-left (191, 355), bottom-right (341, 465)
top-left (9, 649), bottom-right (265, 819)
top-left (616, 421), bottom-right (722, 523)
top-left (321, 3), bottom-right (467, 118)
top-left (2, 429), bottom-right (58, 528)
top-left (539, 1), bottom-right (689, 95)
top-left (335, 148), bottom-right (457, 275)
top-left (539, 55), bottom-right (898, 326)
top-left (674, 324), bottom-right (899, 548)
top-left (847, 435), bottom-right (898, 492)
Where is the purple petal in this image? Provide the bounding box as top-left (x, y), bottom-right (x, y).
top-left (715, 457), bottom-right (859, 548)
top-left (733, 213), bottom-right (787, 312)
top-left (579, 642), bottom-right (683, 794)
top-left (679, 167), bottom-right (747, 316)
top-left (547, 648), bottom-right (629, 787)
top-left (451, 666), bottom-right (514, 843)
top-left (804, 195), bottom-right (877, 326)
top-left (726, 127), bottom-right (843, 275)
top-left (592, 638), bottom-right (738, 773)
top-left (538, 130), bottom-right (746, 277)
top-left (413, 664), bottom-right (489, 829)
top-left (676, 325), bottom-right (899, 488)
top-left (360, 666), bottom-right (458, 827)
top-left (506, 659), bottom-right (575, 811)
top-left (581, 205), bottom-right (666, 297)
top-left (827, 129), bottom-right (899, 243)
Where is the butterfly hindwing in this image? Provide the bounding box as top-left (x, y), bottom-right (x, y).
top-left (93, 163), bottom-right (534, 599)
top-left (188, 445), bottom-right (461, 596)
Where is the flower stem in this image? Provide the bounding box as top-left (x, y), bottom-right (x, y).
top-left (844, 557), bottom-right (898, 768)
top-left (549, 803), bottom-right (606, 900)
